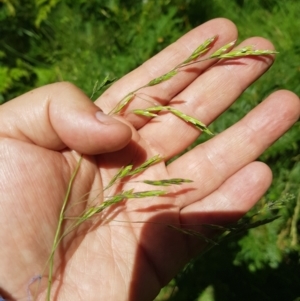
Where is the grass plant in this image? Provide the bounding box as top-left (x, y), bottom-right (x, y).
top-left (38, 36), bottom-right (277, 301)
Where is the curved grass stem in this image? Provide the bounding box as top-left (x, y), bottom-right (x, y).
top-left (46, 155), bottom-right (83, 301)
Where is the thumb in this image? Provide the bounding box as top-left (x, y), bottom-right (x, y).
top-left (0, 82), bottom-right (132, 154)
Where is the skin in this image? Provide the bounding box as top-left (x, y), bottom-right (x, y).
top-left (0, 18), bottom-right (299, 301)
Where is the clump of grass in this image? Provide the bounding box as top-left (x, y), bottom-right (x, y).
top-left (38, 35), bottom-right (277, 301)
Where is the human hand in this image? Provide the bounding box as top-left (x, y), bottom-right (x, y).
top-left (0, 18), bottom-right (299, 301)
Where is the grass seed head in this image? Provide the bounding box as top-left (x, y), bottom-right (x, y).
top-left (110, 93), bottom-right (135, 114)
top-left (128, 155), bottom-right (163, 176)
top-left (147, 70), bottom-right (178, 86)
top-left (133, 109), bottom-right (158, 117)
top-left (168, 107), bottom-right (214, 135)
top-left (217, 46), bottom-right (278, 58)
top-left (181, 35), bottom-right (218, 65)
top-left (106, 165), bottom-right (133, 190)
top-left (209, 40), bottom-right (236, 58)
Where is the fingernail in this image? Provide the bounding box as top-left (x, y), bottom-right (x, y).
top-left (95, 111), bottom-right (115, 124)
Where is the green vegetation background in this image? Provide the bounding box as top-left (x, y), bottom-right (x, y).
top-left (1, 0), bottom-right (299, 300)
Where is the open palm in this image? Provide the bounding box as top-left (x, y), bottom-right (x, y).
top-left (0, 19), bottom-right (299, 301)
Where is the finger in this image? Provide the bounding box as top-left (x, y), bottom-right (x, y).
top-left (97, 18), bottom-right (238, 127)
top-left (180, 161), bottom-right (272, 256)
top-left (0, 82), bottom-right (132, 154)
top-left (138, 37), bottom-right (275, 160)
top-left (167, 90), bottom-right (300, 207)
top-left (181, 161), bottom-right (272, 219)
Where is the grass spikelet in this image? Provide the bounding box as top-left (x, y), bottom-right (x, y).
top-left (251, 49), bottom-right (279, 56)
top-left (90, 76), bottom-right (116, 100)
top-left (216, 46), bottom-right (278, 59)
top-left (128, 155), bottom-right (163, 176)
top-left (146, 70), bottom-right (178, 86)
top-left (209, 40), bottom-right (236, 58)
top-left (143, 178), bottom-right (193, 186)
top-left (168, 107), bottom-right (213, 135)
top-left (133, 109), bottom-right (158, 117)
top-left (110, 93), bottom-right (135, 115)
top-left (180, 35), bottom-right (217, 65)
top-left (132, 106), bottom-right (165, 115)
top-left (106, 165), bottom-right (133, 190)
top-left (122, 189), bottom-right (167, 198)
top-left (133, 106), bottom-right (213, 135)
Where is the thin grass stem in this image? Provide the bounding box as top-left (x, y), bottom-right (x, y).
top-left (46, 155), bottom-right (83, 301)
